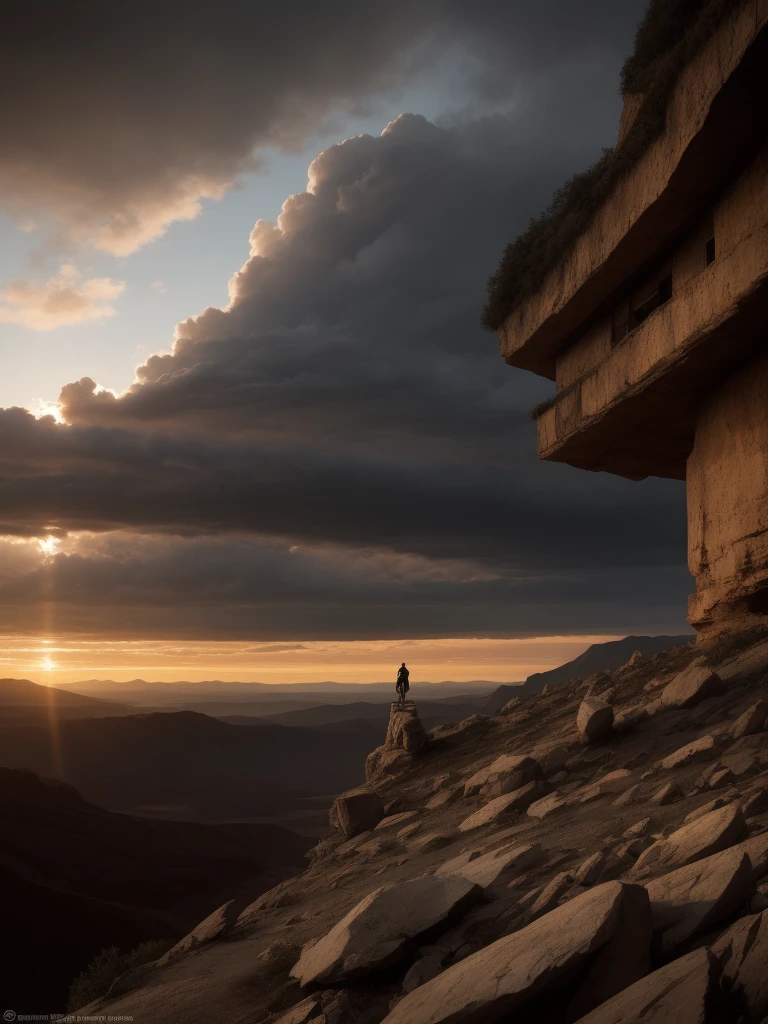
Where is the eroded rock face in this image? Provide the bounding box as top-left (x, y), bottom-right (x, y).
top-left (660, 659), bottom-right (721, 709)
top-left (463, 754), bottom-right (541, 798)
top-left (290, 874), bottom-right (481, 986)
top-left (436, 842), bottom-right (544, 889)
top-left (732, 699), bottom-right (768, 739)
top-left (713, 910), bottom-right (768, 1020)
top-left (658, 734), bottom-right (717, 770)
top-left (381, 882), bottom-right (651, 1024)
top-left (577, 696), bottom-right (614, 744)
top-left (572, 947), bottom-right (727, 1024)
top-left (386, 702), bottom-right (427, 753)
top-left (457, 781), bottom-right (550, 832)
top-left (332, 787), bottom-right (385, 838)
top-left (631, 802), bottom-right (747, 879)
top-left (644, 848), bottom-right (756, 953)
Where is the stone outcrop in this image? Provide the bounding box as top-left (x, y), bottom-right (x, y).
top-left (732, 699), bottom-right (768, 739)
top-left (644, 848), bottom-right (756, 953)
top-left (290, 874), bottom-right (481, 986)
top-left (385, 701), bottom-right (427, 752)
top-left (631, 802), bottom-right (746, 878)
top-left (462, 753), bottom-right (541, 798)
top-left (576, 695), bottom-right (614, 744)
top-left (366, 702), bottom-right (427, 781)
top-left (457, 781), bottom-right (549, 831)
top-left (380, 882), bottom-right (652, 1024)
top-left (658, 734), bottom-right (717, 770)
top-left (660, 659), bottom-right (721, 709)
top-left (436, 842), bottom-right (544, 889)
top-left (331, 787), bottom-right (385, 838)
top-left (713, 910), bottom-right (768, 1020)
top-left (572, 947), bottom-right (727, 1024)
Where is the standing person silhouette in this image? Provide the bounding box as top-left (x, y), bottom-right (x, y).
top-left (395, 662), bottom-right (410, 707)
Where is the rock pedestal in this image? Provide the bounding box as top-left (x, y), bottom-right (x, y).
top-left (386, 700), bottom-right (427, 752)
top-left (366, 701), bottom-right (427, 781)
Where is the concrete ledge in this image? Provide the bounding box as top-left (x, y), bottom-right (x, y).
top-left (497, 3), bottom-right (768, 380)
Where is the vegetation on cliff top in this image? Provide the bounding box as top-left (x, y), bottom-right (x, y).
top-left (482, 0), bottom-right (742, 331)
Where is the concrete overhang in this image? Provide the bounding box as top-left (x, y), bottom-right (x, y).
top-left (497, 1), bottom-right (768, 382)
top-left (533, 230), bottom-right (768, 481)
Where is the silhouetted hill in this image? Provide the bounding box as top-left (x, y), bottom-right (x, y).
top-left (0, 766), bottom-right (312, 1009)
top-left (0, 710), bottom-right (376, 815)
top-left (0, 676), bottom-right (134, 721)
top-left (483, 635), bottom-right (694, 711)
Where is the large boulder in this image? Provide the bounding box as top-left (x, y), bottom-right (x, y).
top-left (658, 734), bottom-right (717, 770)
top-left (332, 787), bottom-right (385, 838)
top-left (631, 801), bottom-right (747, 879)
top-left (365, 745), bottom-right (410, 782)
top-left (463, 754), bottom-right (542, 798)
top-left (731, 699), bottom-right (768, 739)
top-left (380, 882), bottom-right (652, 1024)
top-left (436, 842), bottom-right (544, 889)
top-left (660, 658), bottom-right (721, 709)
top-left (457, 781), bottom-right (550, 831)
top-left (713, 909), bottom-right (768, 1020)
top-left (290, 874), bottom-right (481, 986)
top-left (572, 947), bottom-right (727, 1024)
top-left (577, 696), bottom-right (614, 744)
top-left (644, 848), bottom-right (756, 952)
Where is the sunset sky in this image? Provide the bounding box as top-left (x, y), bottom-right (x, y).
top-left (0, 1), bottom-right (691, 685)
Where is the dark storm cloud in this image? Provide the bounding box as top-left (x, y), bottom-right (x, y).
top-left (0, 0), bottom-right (691, 637)
top-left (0, 534), bottom-right (690, 639)
top-left (0, 0), bottom-right (647, 252)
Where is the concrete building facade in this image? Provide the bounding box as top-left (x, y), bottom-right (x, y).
top-left (496, 2), bottom-right (768, 637)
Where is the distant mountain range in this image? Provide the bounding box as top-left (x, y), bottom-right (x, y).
top-left (0, 675), bottom-right (134, 721)
top-left (0, 698), bottom-right (376, 818)
top-left (483, 635), bottom-right (694, 712)
top-left (1, 766), bottom-right (312, 1009)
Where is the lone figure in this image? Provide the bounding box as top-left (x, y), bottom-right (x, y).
top-left (396, 662), bottom-right (410, 707)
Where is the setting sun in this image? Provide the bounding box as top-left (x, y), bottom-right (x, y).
top-left (37, 535), bottom-right (60, 557)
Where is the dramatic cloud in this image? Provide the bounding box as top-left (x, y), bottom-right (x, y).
top-left (0, 265), bottom-right (125, 330)
top-left (0, 1), bottom-right (691, 640)
top-left (0, 0), bottom-right (646, 252)
top-left (0, 533), bottom-right (690, 639)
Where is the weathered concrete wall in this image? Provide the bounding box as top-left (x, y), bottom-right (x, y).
top-left (498, 1), bottom-right (767, 378)
top-left (555, 319), bottom-right (611, 392)
top-left (537, 139), bottom-right (768, 480)
top-left (687, 351), bottom-right (768, 636)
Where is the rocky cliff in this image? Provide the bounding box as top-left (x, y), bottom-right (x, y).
top-left (70, 629), bottom-right (768, 1024)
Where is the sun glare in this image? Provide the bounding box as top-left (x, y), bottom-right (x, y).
top-left (40, 654), bottom-right (55, 671)
top-left (37, 535), bottom-right (60, 557)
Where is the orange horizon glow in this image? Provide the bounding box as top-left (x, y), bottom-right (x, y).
top-left (0, 633), bottom-right (632, 688)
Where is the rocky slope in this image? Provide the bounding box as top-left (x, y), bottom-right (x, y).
top-left (70, 629), bottom-right (768, 1023)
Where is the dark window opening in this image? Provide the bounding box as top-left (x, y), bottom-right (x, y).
top-left (632, 273), bottom-right (672, 325)
top-left (747, 586), bottom-right (768, 616)
top-left (612, 267), bottom-right (673, 346)
top-left (705, 236), bottom-right (716, 265)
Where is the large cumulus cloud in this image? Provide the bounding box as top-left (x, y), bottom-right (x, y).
top-left (0, 4), bottom-right (692, 639)
top-left (1, 0), bottom-right (646, 253)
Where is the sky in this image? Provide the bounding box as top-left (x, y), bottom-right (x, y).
top-left (0, 0), bottom-right (692, 685)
